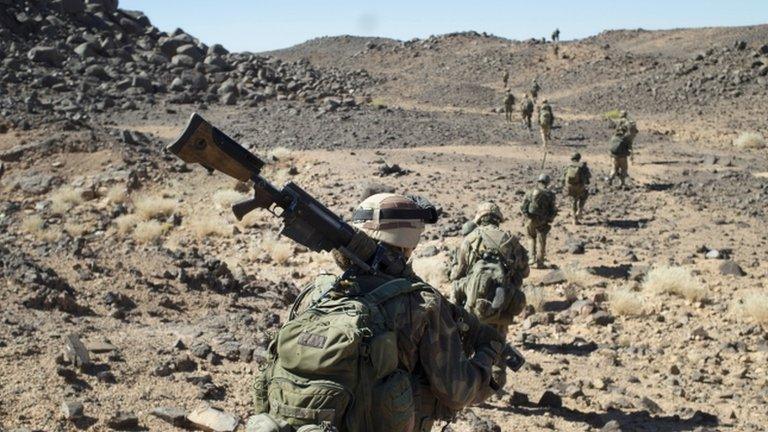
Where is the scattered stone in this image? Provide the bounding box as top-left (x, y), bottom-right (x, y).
top-left (106, 411), bottom-right (139, 430)
top-left (60, 400), bottom-right (84, 420)
top-left (540, 269), bottom-right (567, 286)
top-left (535, 390), bottom-right (562, 408)
top-left (600, 420), bottom-right (622, 432)
top-left (637, 396), bottom-right (662, 414)
top-left (86, 341), bottom-right (118, 353)
top-left (508, 390), bottom-right (530, 406)
top-left (187, 405), bottom-right (239, 432)
top-left (151, 406), bottom-right (189, 427)
top-left (718, 260), bottom-right (745, 276)
top-left (64, 334), bottom-right (92, 370)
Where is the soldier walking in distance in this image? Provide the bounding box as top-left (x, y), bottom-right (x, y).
top-left (608, 126), bottom-right (633, 188)
top-left (520, 93), bottom-right (534, 130)
top-left (502, 70), bottom-right (509, 88)
top-left (503, 91), bottom-right (515, 122)
top-left (450, 202), bottom-right (529, 393)
top-left (537, 99), bottom-right (554, 147)
top-left (521, 175), bottom-right (557, 269)
top-left (562, 152), bottom-right (591, 224)
top-left (551, 28), bottom-right (560, 42)
top-left (613, 110), bottom-right (638, 145)
top-left (251, 193), bottom-right (509, 432)
top-left (530, 79), bottom-right (541, 100)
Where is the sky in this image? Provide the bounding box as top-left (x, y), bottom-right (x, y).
top-left (122, 0), bottom-right (768, 53)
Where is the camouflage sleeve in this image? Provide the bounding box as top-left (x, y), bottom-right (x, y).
top-left (520, 194), bottom-right (530, 215)
top-left (418, 291), bottom-right (497, 410)
top-left (449, 238), bottom-right (471, 281)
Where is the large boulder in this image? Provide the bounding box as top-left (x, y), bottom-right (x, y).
top-left (176, 44), bottom-right (205, 62)
top-left (74, 41), bottom-right (101, 58)
top-left (28, 46), bottom-right (65, 67)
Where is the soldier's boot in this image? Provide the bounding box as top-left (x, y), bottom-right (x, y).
top-left (529, 237), bottom-right (537, 265)
top-left (571, 199), bottom-right (579, 224)
top-left (535, 234), bottom-right (547, 269)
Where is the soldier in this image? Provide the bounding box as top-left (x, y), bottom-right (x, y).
top-left (502, 70), bottom-right (509, 88)
top-left (521, 175), bottom-right (557, 269)
top-left (537, 99), bottom-right (554, 147)
top-left (614, 110), bottom-right (638, 144)
top-left (520, 93), bottom-right (534, 130)
top-left (450, 202), bottom-right (529, 392)
top-left (562, 152), bottom-right (591, 224)
top-left (551, 28), bottom-right (560, 42)
top-left (503, 91), bottom-right (515, 122)
top-left (608, 126), bottom-right (632, 188)
top-left (530, 79), bottom-right (541, 100)
top-left (25, 91), bottom-right (41, 113)
top-left (251, 193), bottom-right (507, 432)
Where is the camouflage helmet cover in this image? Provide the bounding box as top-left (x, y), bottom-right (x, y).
top-left (474, 201), bottom-right (504, 223)
top-left (619, 110), bottom-right (628, 117)
top-left (571, 152), bottom-right (581, 161)
top-left (537, 174), bottom-right (551, 184)
top-left (351, 193), bottom-right (435, 249)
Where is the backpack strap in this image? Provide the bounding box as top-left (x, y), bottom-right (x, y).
top-left (362, 277), bottom-right (425, 306)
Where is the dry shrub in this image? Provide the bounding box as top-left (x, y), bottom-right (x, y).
top-left (562, 265), bottom-right (592, 288)
top-left (609, 288), bottom-right (645, 316)
top-left (740, 293), bottom-right (768, 325)
top-left (114, 214), bottom-right (140, 234)
top-left (133, 220), bottom-right (167, 243)
top-left (106, 185), bottom-right (128, 204)
top-left (133, 194), bottom-right (177, 220)
top-left (213, 189), bottom-right (247, 208)
top-left (50, 186), bottom-right (84, 214)
top-left (187, 216), bottom-right (232, 238)
top-left (21, 214), bottom-right (45, 234)
top-left (411, 256), bottom-right (448, 289)
top-left (643, 265), bottom-right (705, 301)
top-left (524, 286), bottom-right (545, 312)
top-left (262, 236), bottom-right (292, 265)
top-left (562, 284), bottom-right (579, 303)
top-left (733, 132), bottom-right (766, 149)
top-left (64, 223), bottom-right (87, 237)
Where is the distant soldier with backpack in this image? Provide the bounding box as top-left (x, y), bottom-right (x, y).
top-left (608, 125), bottom-right (633, 188)
top-left (520, 94), bottom-right (534, 130)
top-left (530, 79), bottom-right (541, 100)
top-left (537, 99), bottom-right (554, 147)
top-left (521, 174), bottom-right (557, 269)
top-left (551, 28), bottom-right (560, 42)
top-left (503, 91), bottom-right (515, 122)
top-left (562, 152), bottom-right (591, 224)
top-left (502, 70), bottom-right (509, 88)
top-left (614, 110), bottom-right (638, 144)
top-left (450, 202), bottom-right (529, 391)
top-left (250, 193), bottom-right (509, 432)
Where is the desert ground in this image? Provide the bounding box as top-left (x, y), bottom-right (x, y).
top-left (1, 2), bottom-right (768, 431)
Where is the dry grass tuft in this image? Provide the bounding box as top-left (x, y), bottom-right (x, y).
top-left (133, 220), bottom-right (167, 244)
top-left (114, 214), bottom-right (140, 235)
top-left (213, 189), bottom-right (247, 208)
top-left (133, 194), bottom-right (177, 221)
top-left (562, 284), bottom-right (579, 303)
top-left (50, 186), bottom-right (84, 214)
top-left (733, 132), bottom-right (766, 149)
top-left (524, 286), bottom-right (545, 312)
top-left (187, 216), bottom-right (232, 238)
top-left (739, 293), bottom-right (768, 325)
top-left (262, 236), bottom-right (293, 265)
top-left (21, 214), bottom-right (45, 234)
top-left (106, 185), bottom-right (128, 204)
top-left (562, 265), bottom-right (593, 288)
top-left (64, 223), bottom-right (88, 237)
top-left (609, 288), bottom-right (645, 316)
top-left (643, 265), bottom-right (706, 301)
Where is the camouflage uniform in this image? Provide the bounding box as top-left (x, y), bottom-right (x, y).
top-left (521, 176), bottom-right (557, 269)
top-left (449, 203), bottom-right (529, 391)
top-left (503, 92), bottom-right (515, 122)
top-left (551, 28), bottom-right (560, 42)
top-left (613, 111), bottom-right (638, 144)
top-left (562, 153), bottom-right (591, 224)
top-left (537, 99), bottom-right (554, 147)
top-left (608, 127), bottom-right (632, 187)
top-left (502, 70), bottom-right (509, 88)
top-left (530, 80), bottom-right (541, 100)
top-left (520, 95), bottom-right (534, 130)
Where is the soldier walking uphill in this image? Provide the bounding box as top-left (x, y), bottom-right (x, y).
top-left (503, 91), bottom-right (515, 122)
top-left (537, 99), bottom-right (554, 147)
top-left (251, 193), bottom-right (509, 432)
top-left (521, 175), bottom-right (557, 269)
top-left (608, 126), bottom-right (633, 188)
top-left (563, 152), bottom-right (591, 224)
top-left (530, 79), bottom-right (541, 100)
top-left (450, 203), bottom-right (529, 392)
top-left (520, 94), bottom-right (534, 130)
top-left (502, 70), bottom-right (509, 88)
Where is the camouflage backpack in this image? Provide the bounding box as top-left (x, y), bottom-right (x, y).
top-left (252, 275), bottom-right (422, 432)
top-left (539, 107), bottom-right (553, 126)
top-left (526, 189), bottom-right (555, 221)
top-left (521, 100), bottom-right (534, 115)
top-left (457, 227), bottom-right (526, 326)
top-left (565, 163), bottom-right (588, 186)
top-left (609, 135), bottom-right (631, 156)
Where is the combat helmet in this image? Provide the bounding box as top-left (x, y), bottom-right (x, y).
top-left (571, 152), bottom-right (581, 162)
top-left (537, 174), bottom-right (551, 185)
top-left (619, 110), bottom-right (628, 118)
top-left (350, 193), bottom-right (437, 250)
top-left (473, 201), bottom-right (504, 224)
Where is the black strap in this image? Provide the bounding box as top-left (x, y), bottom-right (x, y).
top-left (351, 208), bottom-right (434, 222)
